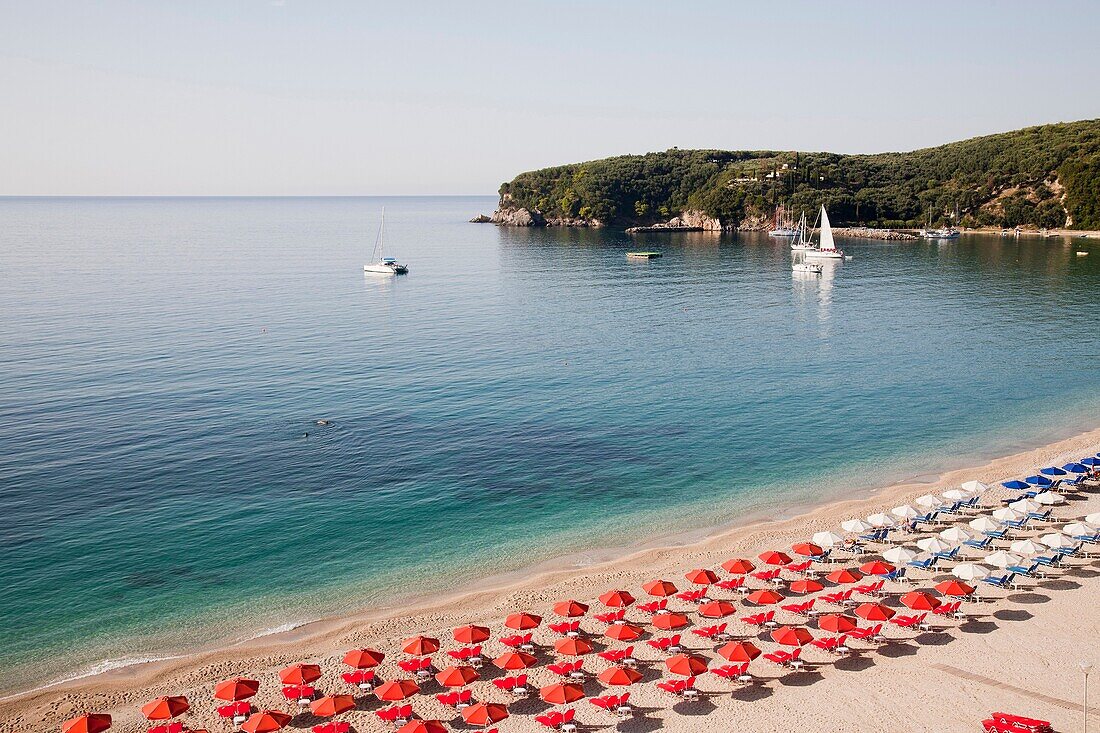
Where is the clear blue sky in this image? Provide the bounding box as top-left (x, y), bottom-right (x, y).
top-left (1, 0), bottom-right (1098, 195)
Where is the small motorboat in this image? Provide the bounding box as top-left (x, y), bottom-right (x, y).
top-left (792, 262), bottom-right (823, 274)
top-left (627, 251), bottom-right (662, 259)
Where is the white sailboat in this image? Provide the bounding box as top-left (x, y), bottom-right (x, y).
top-left (790, 211), bottom-right (816, 251)
top-left (363, 207), bottom-right (409, 275)
top-left (804, 205), bottom-right (844, 258)
top-left (769, 205), bottom-right (800, 237)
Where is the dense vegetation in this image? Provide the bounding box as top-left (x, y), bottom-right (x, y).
top-left (498, 119), bottom-right (1100, 229)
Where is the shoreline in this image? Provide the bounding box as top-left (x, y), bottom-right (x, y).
top-left (4, 420), bottom-right (1099, 727)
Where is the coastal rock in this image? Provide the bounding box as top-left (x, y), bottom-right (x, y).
top-left (490, 207), bottom-right (545, 227)
top-left (670, 209), bottom-right (724, 231)
top-left (469, 214), bottom-right (492, 223)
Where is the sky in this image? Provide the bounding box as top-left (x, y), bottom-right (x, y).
top-left (1, 0), bottom-right (1098, 196)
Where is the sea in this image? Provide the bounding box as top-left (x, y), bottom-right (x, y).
top-left (1, 195), bottom-right (1098, 693)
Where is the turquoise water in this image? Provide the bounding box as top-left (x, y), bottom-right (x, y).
top-left (2, 196), bottom-right (1099, 692)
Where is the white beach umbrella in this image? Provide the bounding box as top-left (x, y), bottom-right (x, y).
top-left (940, 526), bottom-right (972, 543)
top-left (952, 563), bottom-right (990, 581)
top-left (891, 505), bottom-right (919, 520)
top-left (1033, 491), bottom-right (1065, 506)
top-left (961, 480), bottom-right (989, 495)
top-left (1063, 522), bottom-right (1096, 537)
top-left (867, 513), bottom-right (896, 528)
top-left (1009, 498), bottom-right (1040, 513)
top-left (985, 550), bottom-right (1022, 568)
top-left (1039, 533), bottom-right (1075, 550)
top-left (812, 531), bottom-right (845, 547)
top-left (1087, 512), bottom-right (1100, 526)
top-left (969, 516), bottom-right (1002, 533)
top-left (883, 546), bottom-right (919, 564)
top-left (942, 489), bottom-right (968, 502)
top-left (916, 536), bottom-right (954, 554)
top-left (841, 519), bottom-right (872, 534)
top-left (915, 494), bottom-right (944, 509)
top-left (992, 507), bottom-right (1023, 522)
top-left (1009, 539), bottom-right (1045, 556)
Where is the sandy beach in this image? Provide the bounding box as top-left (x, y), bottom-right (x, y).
top-left (5, 427), bottom-right (1099, 733)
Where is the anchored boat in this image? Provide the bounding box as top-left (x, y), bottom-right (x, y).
top-left (363, 208), bottom-right (409, 274)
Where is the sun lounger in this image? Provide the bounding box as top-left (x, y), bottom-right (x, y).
top-left (536, 708), bottom-right (576, 730)
top-left (980, 572), bottom-right (1017, 590)
top-left (989, 712), bottom-right (1053, 733)
top-left (907, 556), bottom-right (937, 572)
top-left (964, 535), bottom-right (993, 550)
top-left (847, 624), bottom-right (885, 643)
top-left (1006, 561), bottom-right (1043, 579)
top-left (891, 613), bottom-right (927, 630)
top-left (1026, 509), bottom-right (1052, 522)
top-left (781, 600), bottom-right (816, 616)
top-left (933, 546), bottom-right (960, 562)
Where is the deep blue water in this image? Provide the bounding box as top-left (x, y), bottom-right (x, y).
top-left (1, 195), bottom-right (1099, 691)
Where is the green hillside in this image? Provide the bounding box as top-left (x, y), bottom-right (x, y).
top-left (497, 119), bottom-right (1100, 229)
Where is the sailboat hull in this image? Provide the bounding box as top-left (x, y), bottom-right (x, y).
top-left (804, 250), bottom-right (843, 259)
top-left (364, 263), bottom-right (408, 274)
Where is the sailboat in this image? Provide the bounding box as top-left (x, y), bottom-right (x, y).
top-left (363, 207), bottom-right (409, 274)
top-left (919, 206), bottom-right (960, 239)
top-left (769, 205), bottom-right (800, 237)
top-left (790, 211), bottom-right (816, 251)
top-left (804, 205), bottom-right (844, 258)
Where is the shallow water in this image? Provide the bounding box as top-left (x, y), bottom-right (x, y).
top-left (1, 196), bottom-right (1098, 691)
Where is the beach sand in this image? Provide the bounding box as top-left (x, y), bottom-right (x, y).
top-left (3, 427), bottom-right (1099, 733)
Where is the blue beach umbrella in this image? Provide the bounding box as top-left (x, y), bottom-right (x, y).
top-left (1001, 480), bottom-right (1030, 490)
top-left (1062, 463), bottom-right (1089, 473)
top-left (1039, 466), bottom-right (1068, 477)
top-left (1024, 475), bottom-right (1054, 487)
top-left (1081, 457), bottom-right (1100, 468)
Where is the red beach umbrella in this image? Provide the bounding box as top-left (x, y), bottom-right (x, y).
top-left (855, 602), bottom-right (896, 621)
top-left (642, 579), bottom-right (679, 597)
top-left (599, 590), bottom-right (636, 608)
top-left (745, 589), bottom-right (785, 605)
top-left (493, 651), bottom-right (538, 670)
top-left (722, 558), bottom-right (756, 574)
top-left (900, 591), bottom-right (942, 611)
top-left (665, 653), bottom-right (709, 676)
top-left (504, 612), bottom-right (542, 630)
top-left (698, 600), bottom-right (736, 618)
top-left (396, 721), bottom-right (447, 733)
top-left (758, 551), bottom-right (792, 566)
top-left (403, 635), bottom-right (440, 656)
top-left (540, 682), bottom-right (585, 705)
top-left (461, 703), bottom-right (509, 726)
top-left (860, 560), bottom-right (896, 576)
top-left (770, 626), bottom-right (814, 647)
top-left (788, 579), bottom-right (824, 594)
top-left (61, 715), bottom-right (112, 733)
top-left (684, 568), bottom-right (719, 585)
top-left (598, 666), bottom-right (643, 686)
top-left (717, 640), bottom-right (761, 662)
top-left (604, 623), bottom-right (644, 641)
top-left (818, 614), bottom-right (859, 633)
top-left (453, 625), bottom-right (491, 644)
top-left (374, 679), bottom-right (420, 701)
top-left (652, 612), bottom-right (690, 630)
top-left (553, 600), bottom-right (589, 617)
top-left (935, 580), bottom-right (975, 597)
top-left (279, 663), bottom-right (322, 685)
top-left (241, 710), bottom-right (291, 733)
top-left (141, 696), bottom-right (189, 720)
top-left (214, 678), bottom-right (260, 701)
top-left (435, 665), bottom-right (479, 687)
top-left (792, 542), bottom-right (824, 557)
top-left (554, 637), bottom-right (594, 656)
top-left (343, 648), bottom-right (385, 668)
top-left (826, 568), bottom-right (864, 584)
top-left (309, 695), bottom-right (355, 717)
